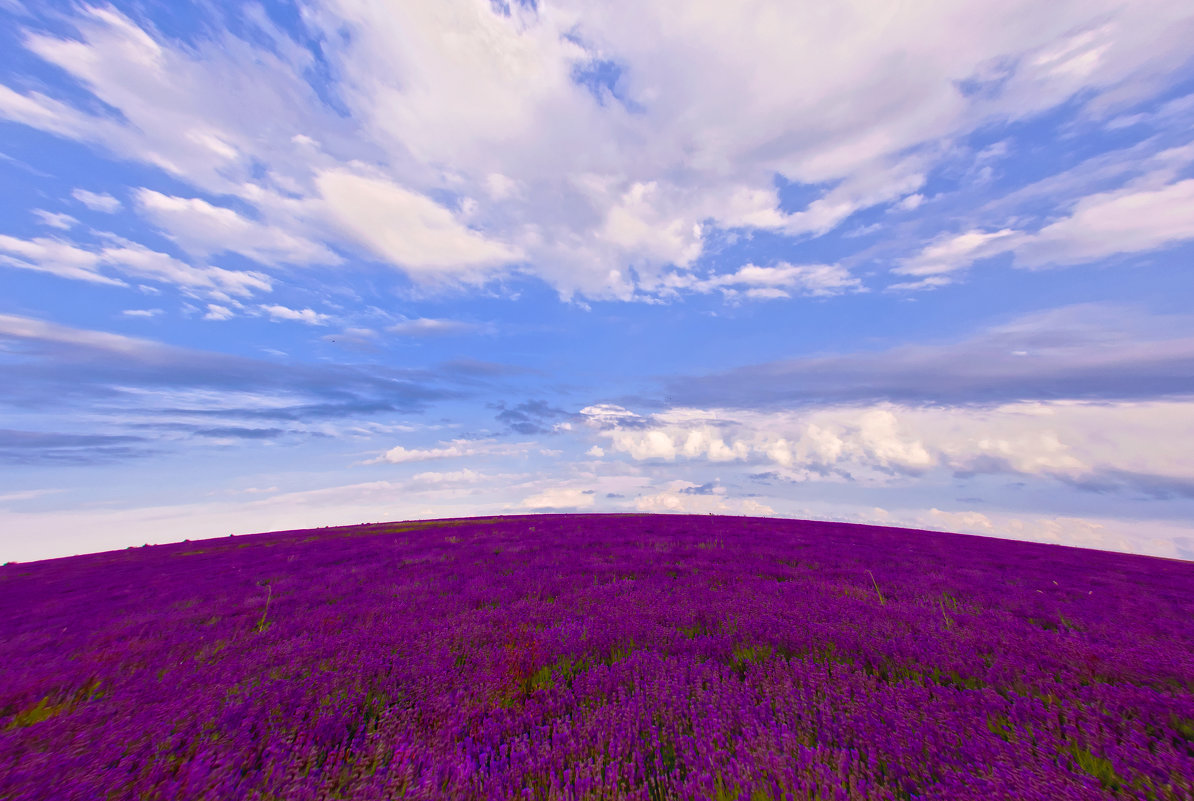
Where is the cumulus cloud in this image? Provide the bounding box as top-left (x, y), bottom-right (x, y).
top-left (596, 180), bottom-right (703, 269)
top-left (582, 396), bottom-right (1194, 496)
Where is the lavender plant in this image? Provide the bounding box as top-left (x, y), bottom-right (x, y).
top-left (1, 513), bottom-right (1191, 800)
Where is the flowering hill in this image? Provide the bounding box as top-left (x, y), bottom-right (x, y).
top-left (2, 513), bottom-right (1192, 800)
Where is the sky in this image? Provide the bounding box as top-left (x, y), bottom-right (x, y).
top-left (2, 0), bottom-right (1194, 564)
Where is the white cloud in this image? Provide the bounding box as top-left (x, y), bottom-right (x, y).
top-left (634, 482), bottom-right (774, 516)
top-left (0, 489), bottom-right (62, 505)
top-left (857, 409), bottom-right (936, 472)
top-left (387, 317), bottom-right (481, 336)
top-left (260, 305), bottom-right (331, 326)
top-left (0, 312), bottom-right (167, 355)
top-left (707, 262), bottom-right (865, 299)
top-left (121, 308), bottom-right (163, 318)
top-left (886, 275), bottom-right (954, 293)
top-left (662, 261), bottom-right (864, 300)
top-left (3, 2), bottom-right (1190, 299)
top-left (596, 180), bottom-right (704, 269)
top-left (33, 210), bottom-right (78, 230)
top-left (1015, 178), bottom-right (1194, 267)
top-left (612, 429), bottom-right (679, 460)
top-left (72, 188), bottom-right (122, 213)
top-left (519, 487), bottom-right (596, 510)
top-left (408, 468), bottom-right (486, 486)
top-left (904, 508), bottom-right (1180, 560)
top-left (0, 234), bottom-right (126, 286)
top-left (203, 304), bottom-right (234, 321)
top-left (894, 157), bottom-right (1194, 288)
top-left (587, 445), bottom-right (605, 457)
top-left (100, 236), bottom-right (272, 299)
top-left (807, 502), bottom-right (1189, 559)
top-left (9, 5), bottom-right (333, 193)
top-left (134, 189), bottom-right (339, 267)
top-left (485, 173), bottom-right (521, 200)
top-left (578, 403), bottom-right (642, 426)
top-left (3, 479), bottom-right (1189, 564)
top-left (894, 228), bottom-right (1019, 278)
top-left (315, 169), bottom-right (522, 279)
top-left (0, 458), bottom-right (654, 562)
top-left (366, 438), bottom-right (529, 465)
top-left (0, 232), bottom-right (272, 298)
top-left (893, 182), bottom-right (1194, 290)
top-left (584, 399), bottom-right (1194, 490)
top-left (0, 83), bottom-right (113, 142)
top-left (777, 158), bottom-right (929, 236)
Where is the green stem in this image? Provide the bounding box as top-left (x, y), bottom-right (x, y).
top-left (255, 583), bottom-right (272, 631)
top-left (866, 570), bottom-right (886, 606)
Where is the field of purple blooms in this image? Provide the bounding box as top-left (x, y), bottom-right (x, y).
top-left (2, 513), bottom-right (1193, 801)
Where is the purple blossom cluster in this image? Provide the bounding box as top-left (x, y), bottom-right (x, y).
top-left (2, 513), bottom-right (1192, 800)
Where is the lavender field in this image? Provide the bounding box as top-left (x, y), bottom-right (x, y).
top-left (2, 513), bottom-right (1192, 801)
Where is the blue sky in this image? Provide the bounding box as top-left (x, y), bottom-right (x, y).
top-left (2, 0), bottom-right (1194, 562)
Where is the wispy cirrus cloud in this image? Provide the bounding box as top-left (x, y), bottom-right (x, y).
top-left (387, 317), bottom-right (486, 336)
top-left (71, 188), bottom-right (122, 213)
top-left (133, 188), bottom-right (341, 267)
top-left (365, 438), bottom-right (531, 465)
top-left (0, 232), bottom-right (272, 299)
top-left (889, 144), bottom-right (1194, 289)
top-left (32, 210), bottom-right (78, 230)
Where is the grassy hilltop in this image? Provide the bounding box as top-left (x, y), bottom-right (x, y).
top-left (2, 513), bottom-right (1192, 800)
